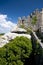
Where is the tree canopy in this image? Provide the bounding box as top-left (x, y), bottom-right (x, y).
top-left (31, 16), bottom-right (37, 25)
top-left (0, 36), bottom-right (32, 65)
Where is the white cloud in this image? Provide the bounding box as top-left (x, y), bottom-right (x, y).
top-left (0, 14), bottom-right (17, 33)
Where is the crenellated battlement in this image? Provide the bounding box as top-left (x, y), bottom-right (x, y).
top-left (17, 8), bottom-right (43, 33)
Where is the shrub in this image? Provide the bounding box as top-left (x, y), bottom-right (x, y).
top-left (0, 36), bottom-right (32, 65)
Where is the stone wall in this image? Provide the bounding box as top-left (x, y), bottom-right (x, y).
top-left (31, 31), bottom-right (43, 65)
top-left (18, 8), bottom-right (43, 32)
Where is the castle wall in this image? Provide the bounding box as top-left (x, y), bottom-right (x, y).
top-left (39, 8), bottom-right (43, 34)
top-left (18, 8), bottom-right (43, 32)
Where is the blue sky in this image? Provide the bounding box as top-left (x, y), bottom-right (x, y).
top-left (0, 0), bottom-right (43, 22)
top-left (0, 0), bottom-right (43, 33)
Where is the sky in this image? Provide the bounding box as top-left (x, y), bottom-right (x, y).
top-left (0, 0), bottom-right (43, 33)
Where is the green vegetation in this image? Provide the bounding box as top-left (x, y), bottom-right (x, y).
top-left (0, 33), bottom-right (4, 36)
top-left (34, 40), bottom-right (42, 55)
top-left (0, 36), bottom-right (32, 65)
top-left (26, 27), bottom-right (32, 34)
top-left (31, 16), bottom-right (37, 25)
top-left (20, 24), bottom-right (25, 28)
top-left (33, 40), bottom-right (43, 65)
